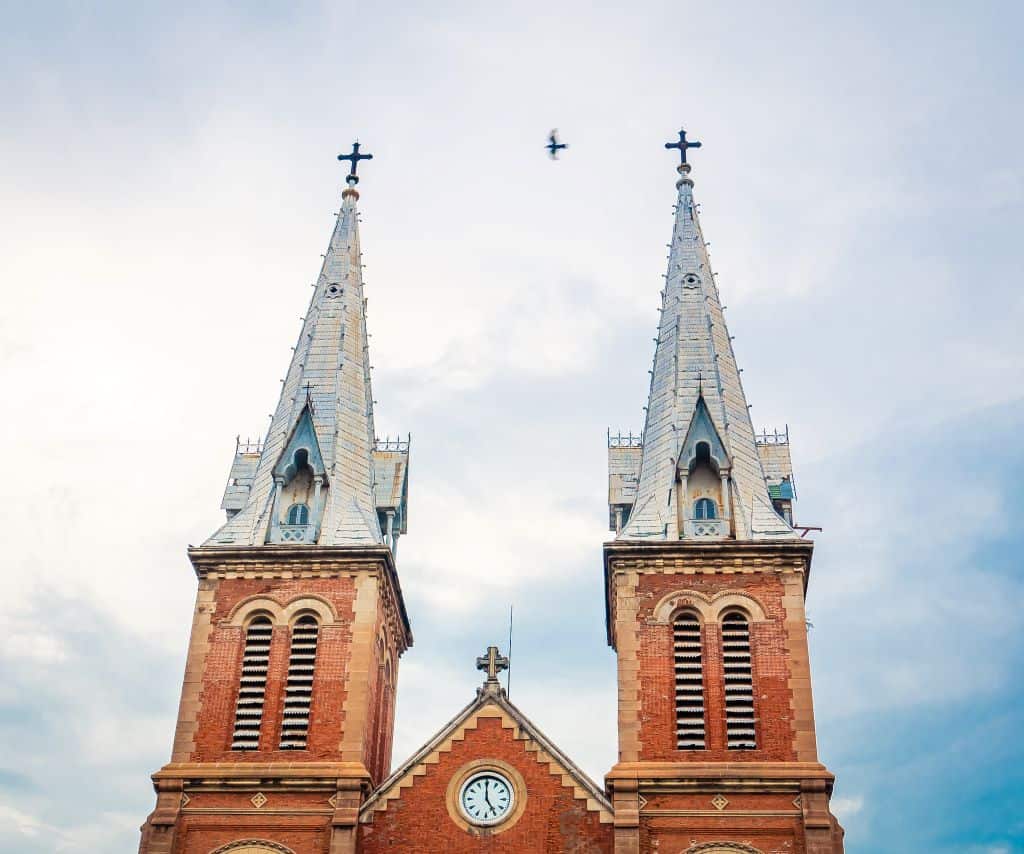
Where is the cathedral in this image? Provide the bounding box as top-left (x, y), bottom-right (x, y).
top-left (139, 131), bottom-right (845, 854)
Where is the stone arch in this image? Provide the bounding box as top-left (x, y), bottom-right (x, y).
top-left (652, 589), bottom-right (715, 624)
top-left (282, 594), bottom-right (337, 626)
top-left (226, 596), bottom-right (285, 627)
top-left (708, 591), bottom-right (768, 623)
top-left (685, 843), bottom-right (763, 854)
top-left (210, 841), bottom-right (296, 854)
top-left (227, 594), bottom-right (338, 627)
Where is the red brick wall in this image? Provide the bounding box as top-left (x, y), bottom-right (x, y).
top-left (633, 573), bottom-right (797, 762)
top-left (359, 716), bottom-right (612, 853)
top-left (172, 813), bottom-right (330, 854)
top-left (639, 791), bottom-right (804, 853)
top-left (191, 576), bottom-right (386, 764)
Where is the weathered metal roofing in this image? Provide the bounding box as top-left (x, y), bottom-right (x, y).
top-left (205, 189), bottom-right (390, 547)
top-left (757, 439), bottom-right (796, 499)
top-left (373, 446), bottom-right (409, 534)
top-left (619, 164), bottom-right (794, 541)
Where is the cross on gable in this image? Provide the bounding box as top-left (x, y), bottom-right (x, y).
top-left (664, 127), bottom-right (702, 165)
top-left (475, 645), bottom-right (509, 683)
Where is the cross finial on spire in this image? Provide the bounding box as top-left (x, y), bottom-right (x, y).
top-left (664, 127), bottom-right (702, 166)
top-left (475, 645), bottom-right (509, 685)
top-left (337, 140), bottom-right (374, 186)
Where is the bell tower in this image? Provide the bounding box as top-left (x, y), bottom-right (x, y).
top-left (605, 131), bottom-right (844, 854)
top-left (139, 146), bottom-right (412, 854)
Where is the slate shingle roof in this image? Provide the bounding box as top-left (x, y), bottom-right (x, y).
top-left (205, 191), bottom-right (385, 547)
top-left (620, 166), bottom-right (794, 541)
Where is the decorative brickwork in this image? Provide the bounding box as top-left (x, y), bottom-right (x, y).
top-left (604, 541), bottom-right (844, 853)
top-left (359, 715), bottom-right (612, 852)
top-left (139, 547), bottom-right (410, 854)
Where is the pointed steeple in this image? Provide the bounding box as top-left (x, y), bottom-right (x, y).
top-left (207, 155), bottom-right (404, 549)
top-left (618, 135), bottom-right (793, 541)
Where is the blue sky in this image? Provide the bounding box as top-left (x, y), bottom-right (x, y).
top-left (1, 1), bottom-right (1022, 851)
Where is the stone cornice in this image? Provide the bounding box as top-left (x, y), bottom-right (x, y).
top-left (153, 761), bottom-right (371, 784)
top-left (606, 760), bottom-right (835, 794)
top-left (188, 545), bottom-right (412, 648)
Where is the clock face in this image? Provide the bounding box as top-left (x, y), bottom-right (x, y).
top-left (458, 771), bottom-right (514, 825)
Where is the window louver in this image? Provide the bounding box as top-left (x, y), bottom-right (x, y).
top-left (722, 612), bottom-right (756, 749)
top-left (231, 616), bottom-right (272, 750)
top-left (279, 616), bottom-right (319, 749)
top-left (673, 613), bottom-right (705, 749)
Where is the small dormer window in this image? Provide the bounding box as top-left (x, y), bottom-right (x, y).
top-left (286, 503), bottom-right (310, 525)
top-left (694, 497), bottom-right (717, 520)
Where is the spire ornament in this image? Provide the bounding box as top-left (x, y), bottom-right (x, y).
top-left (338, 141), bottom-right (374, 200)
top-left (664, 127), bottom-right (702, 165)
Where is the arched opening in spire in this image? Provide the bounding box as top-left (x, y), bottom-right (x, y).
top-left (676, 398), bottom-right (731, 539)
top-left (268, 405), bottom-right (329, 544)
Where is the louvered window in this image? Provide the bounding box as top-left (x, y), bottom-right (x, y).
top-left (673, 613), bottom-right (706, 749)
top-left (279, 616), bottom-right (319, 749)
top-left (231, 616), bottom-right (272, 750)
top-left (722, 612), bottom-right (756, 749)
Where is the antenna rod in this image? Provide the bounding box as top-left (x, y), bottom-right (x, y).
top-left (507, 604), bottom-right (514, 698)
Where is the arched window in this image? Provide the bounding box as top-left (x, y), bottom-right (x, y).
top-left (286, 503), bottom-right (310, 525)
top-left (722, 612), bottom-right (756, 749)
top-left (279, 616), bottom-right (319, 749)
top-left (673, 612), bottom-right (705, 749)
top-left (694, 497), bottom-right (717, 520)
top-left (231, 616), bottom-right (272, 750)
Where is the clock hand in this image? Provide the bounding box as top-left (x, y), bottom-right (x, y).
top-left (484, 782), bottom-right (495, 814)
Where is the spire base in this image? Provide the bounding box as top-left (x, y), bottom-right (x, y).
top-left (342, 176), bottom-right (360, 201)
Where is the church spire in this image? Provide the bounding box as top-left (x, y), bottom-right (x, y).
top-left (207, 144), bottom-right (405, 549)
top-left (617, 130), bottom-right (793, 541)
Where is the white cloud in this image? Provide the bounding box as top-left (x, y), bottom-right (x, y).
top-left (830, 795), bottom-right (864, 822)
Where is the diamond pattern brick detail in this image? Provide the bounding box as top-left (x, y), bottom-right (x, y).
top-left (251, 792), bottom-right (268, 809)
top-left (711, 794), bottom-right (729, 811)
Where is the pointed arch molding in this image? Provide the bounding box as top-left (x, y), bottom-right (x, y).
top-left (226, 593), bottom-right (339, 627)
top-left (209, 841), bottom-right (295, 854)
top-left (685, 844), bottom-right (763, 854)
top-left (652, 589), bottom-right (768, 624)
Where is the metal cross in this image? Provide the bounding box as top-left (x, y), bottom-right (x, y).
top-left (476, 645), bottom-right (509, 683)
top-left (337, 140), bottom-right (374, 184)
top-left (664, 128), bottom-right (702, 165)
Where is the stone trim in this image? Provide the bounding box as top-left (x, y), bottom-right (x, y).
top-left (615, 570), bottom-right (642, 761)
top-left (226, 593), bottom-right (340, 627)
top-left (443, 758), bottom-right (529, 835)
top-left (209, 839), bottom-right (296, 854)
top-left (339, 574), bottom-right (380, 762)
top-left (782, 573), bottom-right (819, 762)
top-left (651, 589), bottom-right (769, 624)
top-left (170, 584), bottom-right (217, 763)
top-left (685, 843), bottom-right (763, 854)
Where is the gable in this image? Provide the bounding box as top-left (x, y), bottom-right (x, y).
top-left (273, 404), bottom-right (326, 482)
top-left (360, 699), bottom-right (612, 851)
top-left (679, 395), bottom-right (730, 472)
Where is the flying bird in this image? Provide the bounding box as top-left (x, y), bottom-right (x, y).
top-left (546, 129), bottom-right (568, 159)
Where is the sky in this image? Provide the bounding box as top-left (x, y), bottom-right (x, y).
top-left (1, 0), bottom-right (1023, 851)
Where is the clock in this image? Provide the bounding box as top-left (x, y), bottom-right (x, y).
top-left (458, 770), bottom-right (514, 825)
